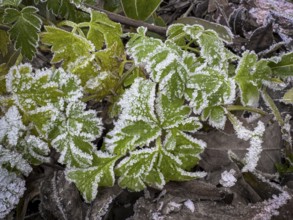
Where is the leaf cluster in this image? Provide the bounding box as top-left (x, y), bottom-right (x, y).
top-left (0, 2), bottom-right (292, 218)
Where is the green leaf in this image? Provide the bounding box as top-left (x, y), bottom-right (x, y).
top-left (127, 27), bottom-right (195, 98)
top-left (282, 87), bottom-right (293, 105)
top-left (3, 6), bottom-right (41, 60)
top-left (41, 26), bottom-right (95, 70)
top-left (46, 0), bottom-right (89, 21)
top-left (6, 64), bottom-right (82, 112)
top-left (167, 24), bottom-right (237, 69)
top-left (186, 66), bottom-right (235, 115)
top-left (268, 51), bottom-right (293, 77)
top-left (235, 51), bottom-right (271, 106)
top-left (0, 30), bottom-right (9, 56)
top-left (174, 17), bottom-right (234, 43)
top-left (0, 0), bottom-right (22, 7)
top-left (0, 144), bottom-right (32, 176)
top-left (201, 106), bottom-right (226, 129)
top-left (104, 0), bottom-right (122, 11)
top-left (121, 0), bottom-right (162, 21)
top-left (76, 44), bottom-right (122, 97)
top-left (87, 11), bottom-right (124, 55)
top-left (66, 151), bottom-right (119, 202)
top-left (115, 136), bottom-right (206, 191)
top-left (156, 94), bottom-right (190, 129)
top-left (115, 147), bottom-right (163, 191)
top-left (105, 78), bottom-right (161, 154)
top-left (50, 101), bottom-right (103, 168)
top-left (19, 135), bottom-right (50, 165)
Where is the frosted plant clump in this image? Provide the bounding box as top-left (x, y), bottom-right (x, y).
top-left (228, 113), bottom-right (265, 172)
top-left (184, 199), bottom-right (195, 213)
top-left (0, 167), bottom-right (26, 219)
top-left (219, 169), bottom-right (237, 187)
top-left (0, 106), bottom-right (26, 146)
top-left (253, 191), bottom-right (291, 220)
top-left (0, 145), bottom-right (32, 176)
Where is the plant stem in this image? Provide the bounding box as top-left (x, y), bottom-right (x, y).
top-left (261, 88), bottom-right (284, 126)
top-left (225, 105), bottom-right (268, 116)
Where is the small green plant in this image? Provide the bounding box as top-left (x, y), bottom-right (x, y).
top-left (0, 2), bottom-right (292, 218)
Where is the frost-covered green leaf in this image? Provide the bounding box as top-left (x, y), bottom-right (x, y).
top-left (105, 78), bottom-right (160, 154)
top-left (6, 64), bottom-right (83, 137)
top-left (155, 94), bottom-right (190, 129)
top-left (66, 151), bottom-right (119, 202)
top-left (87, 11), bottom-right (124, 55)
top-left (167, 24), bottom-right (237, 68)
top-left (0, 167), bottom-right (26, 219)
top-left (3, 6), bottom-right (41, 60)
top-left (127, 26), bottom-right (235, 128)
top-left (121, 0), bottom-right (161, 20)
top-left (201, 106), bottom-right (227, 129)
top-left (41, 13), bottom-right (124, 99)
top-left (186, 66), bottom-right (235, 114)
top-left (165, 130), bottom-right (206, 170)
top-left (41, 26), bottom-right (95, 70)
top-left (50, 101), bottom-right (103, 167)
top-left (76, 45), bottom-right (122, 96)
top-left (19, 135), bottom-right (50, 165)
top-left (268, 51), bottom-right (293, 77)
top-left (6, 64), bottom-right (82, 113)
top-left (0, 106), bottom-right (26, 146)
top-left (174, 17), bottom-right (234, 43)
top-left (235, 51), bottom-right (271, 106)
top-left (105, 77), bottom-right (206, 191)
top-left (282, 87), bottom-right (293, 105)
top-left (115, 135), bottom-right (206, 191)
top-left (127, 27), bottom-right (196, 98)
top-left (0, 145), bottom-right (32, 176)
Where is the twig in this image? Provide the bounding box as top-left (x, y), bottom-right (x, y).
top-left (182, 0), bottom-right (197, 18)
top-left (84, 4), bottom-right (167, 36)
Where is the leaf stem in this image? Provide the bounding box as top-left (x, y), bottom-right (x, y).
top-left (156, 136), bottom-right (162, 150)
top-left (225, 105), bottom-right (268, 116)
top-left (180, 45), bottom-right (200, 54)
